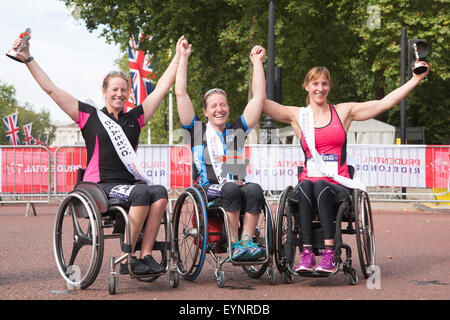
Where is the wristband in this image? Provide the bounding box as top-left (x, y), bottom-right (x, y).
top-left (24, 56), bottom-right (34, 63)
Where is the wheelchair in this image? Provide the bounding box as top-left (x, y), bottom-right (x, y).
top-left (53, 175), bottom-right (179, 294)
top-left (172, 184), bottom-right (276, 288)
top-left (274, 167), bottom-right (375, 285)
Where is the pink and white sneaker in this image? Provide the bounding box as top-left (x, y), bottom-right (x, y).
top-left (294, 248), bottom-right (316, 273)
top-left (315, 249), bottom-right (337, 273)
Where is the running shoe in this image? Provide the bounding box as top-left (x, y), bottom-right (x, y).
top-left (229, 242), bottom-right (249, 261)
top-left (119, 256), bottom-right (154, 275)
top-left (241, 239), bottom-right (266, 260)
top-left (315, 249), bottom-right (337, 273)
top-left (294, 248), bottom-right (316, 273)
top-left (141, 255), bottom-right (165, 274)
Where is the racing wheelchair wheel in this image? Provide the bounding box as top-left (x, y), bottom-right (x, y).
top-left (353, 189), bottom-right (375, 279)
top-left (53, 189), bottom-right (104, 289)
top-left (275, 186), bottom-right (296, 284)
top-left (172, 187), bottom-right (208, 281)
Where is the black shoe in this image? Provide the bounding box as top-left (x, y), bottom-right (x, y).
top-left (140, 255), bottom-right (165, 274)
top-left (119, 256), bottom-right (153, 275)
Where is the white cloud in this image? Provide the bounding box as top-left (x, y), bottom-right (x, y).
top-left (0, 0), bottom-right (122, 123)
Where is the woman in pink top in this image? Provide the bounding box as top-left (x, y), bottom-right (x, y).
top-left (263, 63), bottom-right (429, 273)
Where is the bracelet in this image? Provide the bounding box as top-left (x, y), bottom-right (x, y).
top-left (24, 56), bottom-right (34, 63)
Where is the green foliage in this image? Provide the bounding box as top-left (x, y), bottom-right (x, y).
top-left (63, 0), bottom-right (449, 144)
top-left (0, 81), bottom-right (56, 145)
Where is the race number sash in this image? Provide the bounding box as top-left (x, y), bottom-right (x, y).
top-left (205, 122), bottom-right (232, 184)
top-left (298, 106), bottom-right (366, 191)
top-left (96, 108), bottom-right (151, 185)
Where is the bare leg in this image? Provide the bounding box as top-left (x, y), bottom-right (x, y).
top-left (140, 198), bottom-right (168, 257)
top-left (122, 205), bottom-right (150, 256)
top-left (226, 210), bottom-right (241, 243)
top-left (240, 212), bottom-right (260, 243)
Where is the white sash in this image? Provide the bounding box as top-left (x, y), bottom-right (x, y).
top-left (205, 122), bottom-right (231, 184)
top-left (298, 106), bottom-right (366, 191)
top-left (96, 108), bottom-right (152, 185)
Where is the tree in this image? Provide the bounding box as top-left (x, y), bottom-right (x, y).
top-left (62, 0), bottom-right (449, 143)
top-left (0, 81), bottom-right (56, 145)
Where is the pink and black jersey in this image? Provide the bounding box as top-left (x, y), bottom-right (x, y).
top-left (75, 101), bottom-right (146, 184)
top-left (299, 104), bottom-right (350, 184)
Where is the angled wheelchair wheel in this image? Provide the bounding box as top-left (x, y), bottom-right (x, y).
top-left (242, 201), bottom-right (273, 279)
top-left (53, 189), bottom-right (104, 289)
top-left (172, 187), bottom-right (208, 281)
top-left (353, 189), bottom-right (375, 279)
top-left (275, 186), bottom-right (296, 283)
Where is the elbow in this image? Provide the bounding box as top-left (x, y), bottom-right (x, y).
top-left (44, 87), bottom-right (54, 97)
top-left (175, 89), bottom-right (187, 99)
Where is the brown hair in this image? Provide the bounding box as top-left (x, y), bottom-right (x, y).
top-left (203, 88), bottom-right (227, 109)
top-left (303, 66), bottom-right (331, 106)
top-left (102, 70), bottom-right (129, 91)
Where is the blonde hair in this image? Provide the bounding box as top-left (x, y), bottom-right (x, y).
top-left (102, 70), bottom-right (129, 91)
top-left (303, 66), bottom-right (331, 106)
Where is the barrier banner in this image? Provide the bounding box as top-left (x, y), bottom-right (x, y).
top-left (347, 145), bottom-right (426, 188)
top-left (1, 147), bottom-right (51, 193)
top-left (137, 145), bottom-right (170, 187)
top-left (425, 146), bottom-right (450, 188)
top-left (53, 147), bottom-right (86, 193)
top-left (245, 145), bottom-right (305, 190)
top-left (169, 145), bottom-right (192, 189)
top-left (245, 144), bottom-right (427, 190)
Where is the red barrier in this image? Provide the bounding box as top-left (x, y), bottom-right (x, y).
top-left (1, 146), bottom-right (51, 193)
top-left (425, 146), bottom-right (450, 188)
top-left (169, 145), bottom-right (192, 189)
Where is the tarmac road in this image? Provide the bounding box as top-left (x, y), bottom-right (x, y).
top-left (0, 202), bottom-right (448, 309)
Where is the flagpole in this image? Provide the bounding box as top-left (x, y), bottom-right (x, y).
top-left (169, 48), bottom-right (173, 145)
top-left (148, 125), bottom-right (151, 144)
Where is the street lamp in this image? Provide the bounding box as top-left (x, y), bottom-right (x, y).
top-left (263, 0), bottom-right (277, 143)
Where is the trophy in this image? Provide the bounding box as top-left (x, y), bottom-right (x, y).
top-left (412, 43), bottom-right (427, 75)
top-left (6, 28), bottom-right (32, 63)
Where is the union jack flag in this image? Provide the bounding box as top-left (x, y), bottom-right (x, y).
top-left (2, 112), bottom-right (20, 145)
top-left (23, 123), bottom-right (35, 145)
top-left (125, 34), bottom-right (155, 112)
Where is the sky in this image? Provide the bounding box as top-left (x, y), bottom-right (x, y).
top-left (0, 0), bottom-right (122, 124)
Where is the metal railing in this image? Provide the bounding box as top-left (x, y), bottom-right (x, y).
top-left (1, 144), bottom-right (448, 217)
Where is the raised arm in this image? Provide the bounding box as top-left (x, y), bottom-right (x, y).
top-left (174, 38), bottom-right (195, 126)
top-left (242, 45), bottom-right (266, 129)
top-left (263, 99), bottom-right (299, 126)
top-left (12, 37), bottom-right (79, 121)
top-left (141, 36), bottom-right (184, 124)
top-left (338, 61), bottom-right (430, 130)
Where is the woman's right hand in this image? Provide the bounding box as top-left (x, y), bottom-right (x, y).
top-left (12, 36), bottom-right (31, 59)
top-left (179, 36), bottom-right (192, 58)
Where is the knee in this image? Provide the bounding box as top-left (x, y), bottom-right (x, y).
top-left (221, 182), bottom-right (241, 199)
top-left (296, 180), bottom-right (313, 200)
top-left (130, 184), bottom-right (168, 206)
top-left (244, 183), bottom-right (264, 201)
top-left (312, 180), bottom-right (329, 194)
top-left (153, 185), bottom-right (169, 202)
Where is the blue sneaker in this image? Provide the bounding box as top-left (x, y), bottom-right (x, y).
top-left (229, 242), bottom-right (249, 261)
top-left (241, 240), bottom-right (266, 260)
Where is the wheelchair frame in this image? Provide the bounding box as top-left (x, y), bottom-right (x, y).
top-left (274, 185), bottom-right (375, 285)
top-left (53, 181), bottom-right (179, 294)
top-left (172, 184), bottom-right (276, 288)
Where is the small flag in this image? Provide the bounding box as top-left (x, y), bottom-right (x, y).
top-left (23, 123), bottom-right (35, 145)
top-left (2, 112), bottom-right (20, 145)
top-left (126, 33), bottom-right (155, 112)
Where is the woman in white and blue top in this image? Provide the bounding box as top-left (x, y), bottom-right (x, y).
top-left (175, 37), bottom-right (267, 261)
